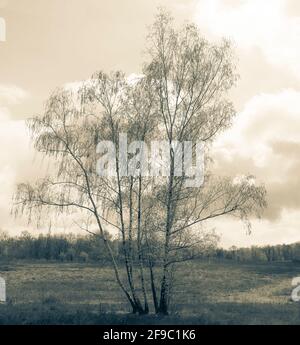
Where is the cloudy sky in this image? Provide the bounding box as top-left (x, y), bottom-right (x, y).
top-left (0, 0), bottom-right (300, 247)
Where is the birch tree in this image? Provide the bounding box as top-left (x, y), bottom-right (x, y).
top-left (14, 9), bottom-right (266, 316)
top-left (142, 10), bottom-right (266, 314)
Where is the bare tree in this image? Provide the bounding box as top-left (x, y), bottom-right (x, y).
top-left (142, 10), bottom-right (266, 314)
top-left (14, 9), bottom-right (266, 316)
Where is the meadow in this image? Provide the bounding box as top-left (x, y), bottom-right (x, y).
top-left (0, 260), bottom-right (300, 325)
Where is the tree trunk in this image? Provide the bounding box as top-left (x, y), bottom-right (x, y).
top-left (149, 259), bottom-right (159, 313)
top-left (137, 174), bottom-right (149, 314)
top-left (158, 273), bottom-right (169, 315)
top-left (158, 150), bottom-right (175, 315)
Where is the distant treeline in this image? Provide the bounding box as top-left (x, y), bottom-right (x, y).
top-left (1, 231), bottom-right (300, 263)
top-left (0, 231), bottom-right (114, 262)
top-left (215, 243), bottom-right (300, 263)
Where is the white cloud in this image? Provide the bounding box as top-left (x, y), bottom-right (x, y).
top-left (0, 106), bottom-right (10, 122)
top-left (192, 1), bottom-right (300, 244)
top-left (0, 165), bottom-right (15, 210)
top-left (0, 85), bottom-right (33, 230)
top-left (211, 88), bottom-right (300, 231)
top-left (212, 209), bottom-right (300, 248)
top-left (0, 84), bottom-right (29, 105)
top-left (0, 117), bottom-right (32, 226)
top-left (64, 80), bottom-right (85, 92)
top-left (213, 89), bottom-right (300, 171)
top-left (195, 0), bottom-right (300, 78)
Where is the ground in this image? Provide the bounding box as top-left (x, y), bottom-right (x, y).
top-left (0, 260), bottom-right (300, 324)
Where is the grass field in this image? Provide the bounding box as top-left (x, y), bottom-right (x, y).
top-left (1, 260), bottom-right (300, 325)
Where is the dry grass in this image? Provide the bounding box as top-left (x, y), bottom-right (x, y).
top-left (1, 260), bottom-right (300, 324)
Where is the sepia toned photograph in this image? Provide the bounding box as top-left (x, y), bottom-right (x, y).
top-left (0, 0), bottom-right (300, 331)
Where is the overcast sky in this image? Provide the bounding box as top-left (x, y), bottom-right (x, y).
top-left (0, 0), bottom-right (300, 247)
